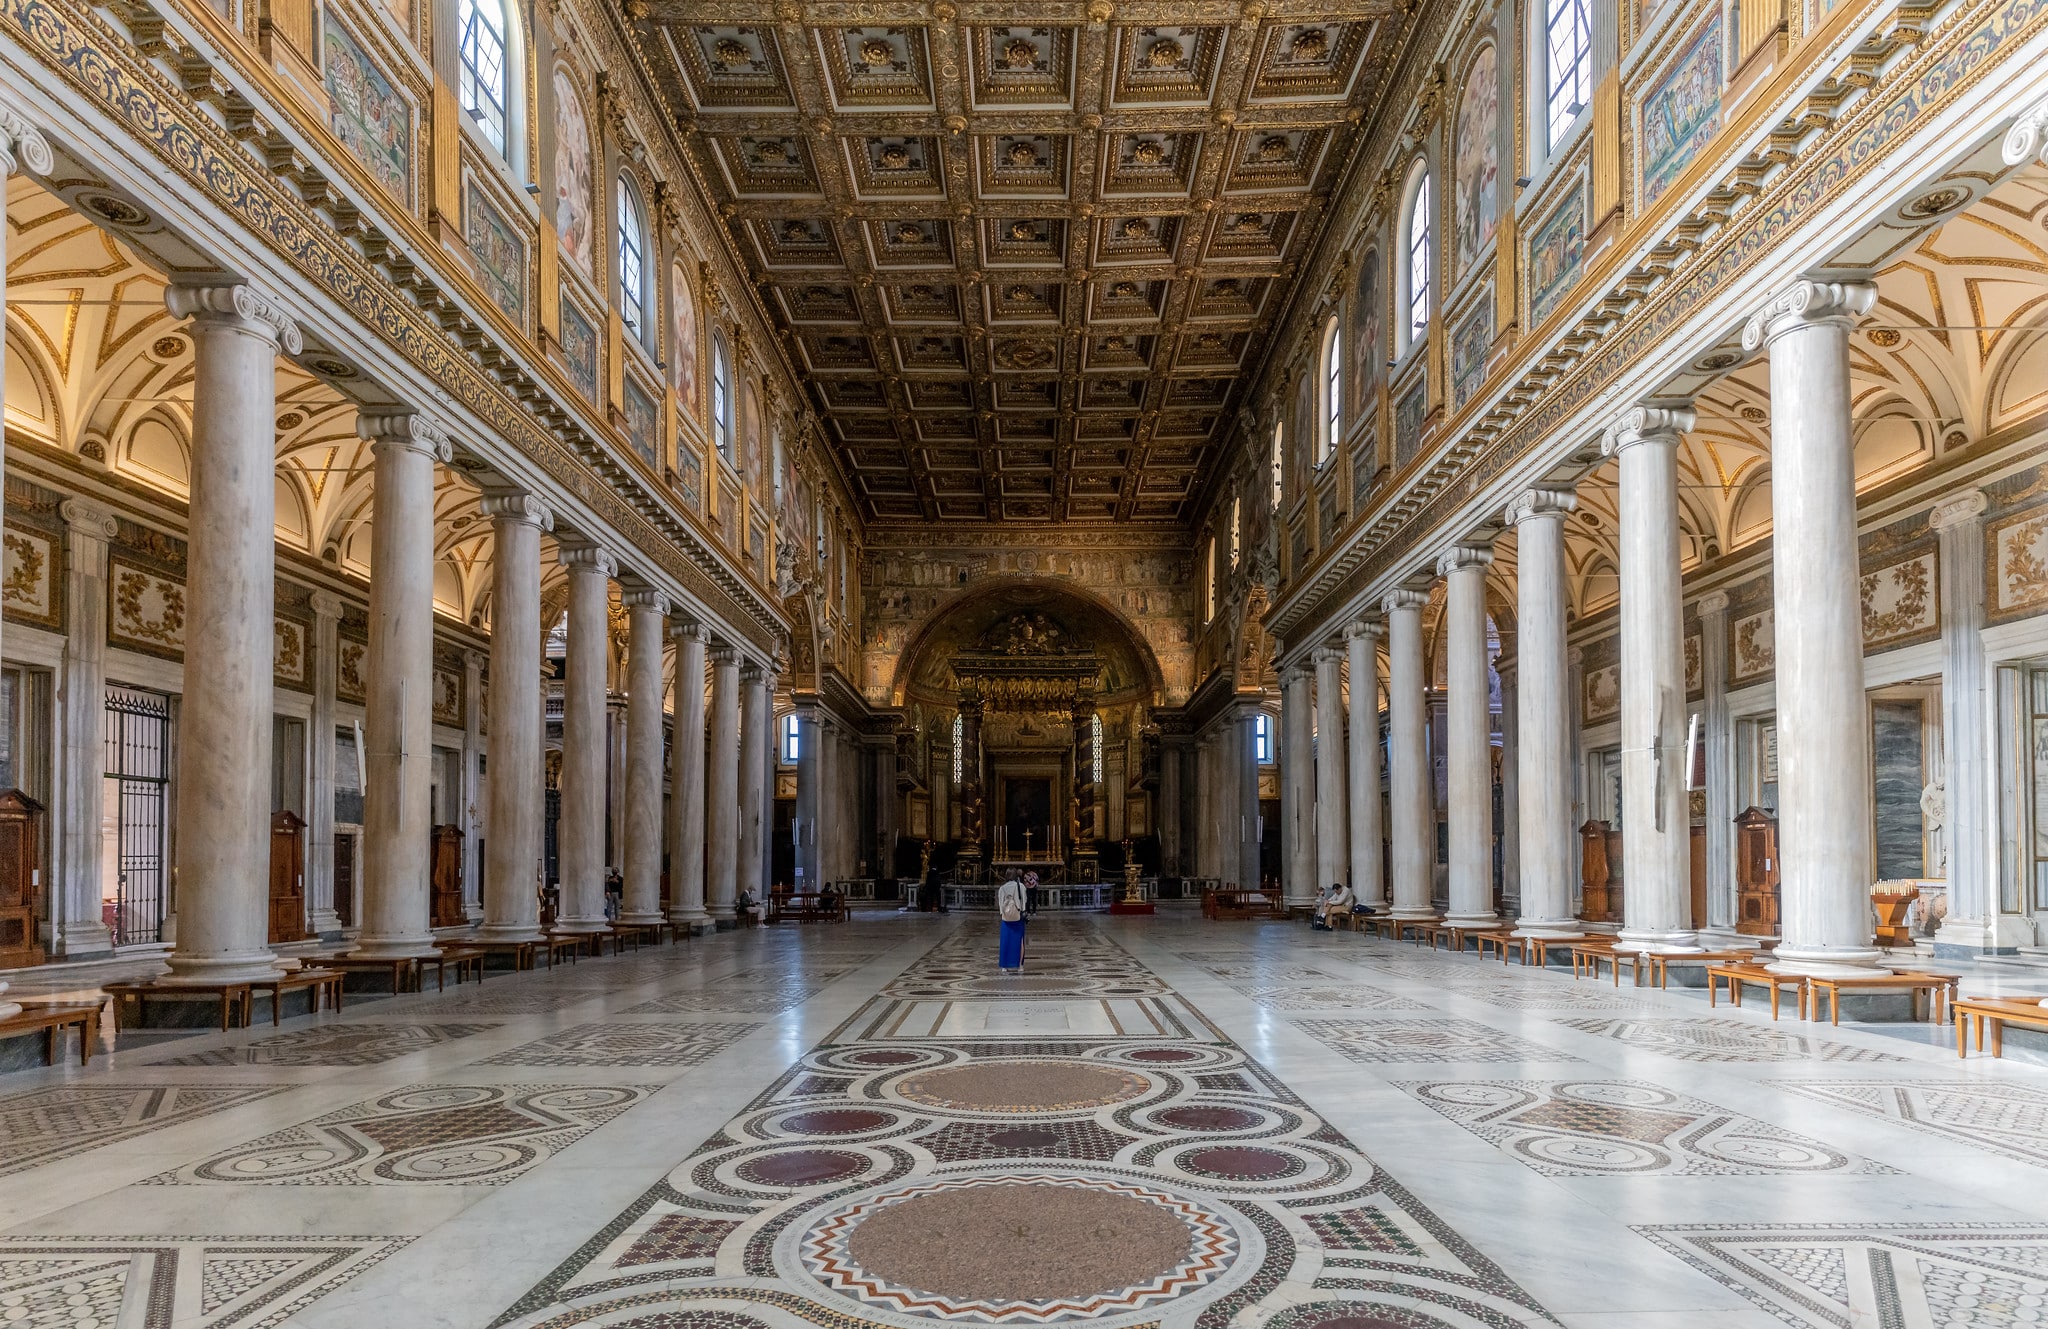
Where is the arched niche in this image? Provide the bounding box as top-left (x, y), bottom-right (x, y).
top-left (888, 578), bottom-right (1167, 713)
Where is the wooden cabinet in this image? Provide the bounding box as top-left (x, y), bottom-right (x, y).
top-left (430, 825), bottom-right (465, 928)
top-left (1580, 819), bottom-right (1623, 923)
top-left (1735, 806), bottom-right (1780, 936)
top-left (268, 810), bottom-right (307, 943)
top-left (0, 791), bottom-right (46, 969)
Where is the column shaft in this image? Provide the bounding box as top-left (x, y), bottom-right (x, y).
top-left (1280, 668), bottom-right (1316, 906)
top-left (738, 664), bottom-right (770, 901)
top-left (619, 591), bottom-right (667, 924)
top-left (1441, 548), bottom-right (1498, 927)
top-left (704, 645), bottom-right (740, 922)
top-left (53, 501), bottom-right (117, 956)
top-left (1237, 705), bottom-right (1261, 894)
top-left (667, 625), bottom-right (710, 930)
top-left (1346, 621), bottom-right (1385, 909)
top-left (795, 703), bottom-right (821, 889)
top-left (480, 494), bottom-right (547, 941)
top-left (1385, 590), bottom-right (1433, 919)
top-left (1697, 591), bottom-right (1738, 936)
top-left (1932, 493), bottom-right (1998, 955)
top-left (555, 546), bottom-right (614, 932)
top-left (1510, 490), bottom-right (1582, 937)
top-left (1313, 647), bottom-right (1349, 897)
top-left (306, 590), bottom-right (345, 937)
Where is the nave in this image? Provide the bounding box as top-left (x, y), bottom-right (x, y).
top-left (0, 914), bottom-right (2044, 1329)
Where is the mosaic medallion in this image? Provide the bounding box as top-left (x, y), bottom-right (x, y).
top-left (736, 1149), bottom-right (870, 1187)
top-left (893, 1060), bottom-right (1148, 1114)
top-left (791, 1173), bottom-right (1243, 1323)
top-left (780, 1109), bottom-right (896, 1136)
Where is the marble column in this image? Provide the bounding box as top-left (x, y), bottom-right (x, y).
top-left (1603, 406), bottom-right (1699, 953)
top-left (52, 498), bottom-right (117, 957)
top-left (1237, 703), bottom-right (1261, 895)
top-left (0, 107), bottom-right (51, 679)
top-left (1497, 665), bottom-right (1521, 917)
top-left (1346, 620), bottom-right (1385, 910)
top-left (479, 490), bottom-right (549, 942)
top-left (1931, 491), bottom-right (2002, 955)
top-left (739, 661), bottom-right (770, 902)
top-left (555, 543), bottom-right (615, 933)
top-left (667, 622), bottom-right (710, 932)
top-left (460, 649), bottom-right (484, 919)
top-left (1440, 545), bottom-right (1498, 928)
top-left (1696, 590), bottom-right (1738, 938)
top-left (705, 642), bottom-right (741, 923)
top-left (306, 590), bottom-right (346, 938)
top-left (161, 283), bottom-right (297, 983)
top-left (1385, 588), bottom-right (1434, 919)
top-left (1158, 731), bottom-right (1184, 876)
top-left (1744, 282), bottom-right (1883, 975)
top-left (1313, 645), bottom-right (1348, 896)
top-left (1509, 488), bottom-right (1582, 938)
top-left (794, 701), bottom-right (821, 890)
top-left (1280, 665), bottom-right (1316, 908)
top-left (1193, 732), bottom-right (1215, 879)
top-left (819, 717), bottom-right (841, 883)
top-left (352, 412), bottom-right (449, 959)
top-left (619, 589), bottom-right (667, 926)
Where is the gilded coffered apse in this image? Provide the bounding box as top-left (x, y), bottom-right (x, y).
top-left (632, 4), bottom-right (1404, 528)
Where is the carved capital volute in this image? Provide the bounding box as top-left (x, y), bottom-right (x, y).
top-left (1741, 281), bottom-right (1877, 351)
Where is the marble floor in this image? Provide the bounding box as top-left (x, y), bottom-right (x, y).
top-left (2, 915), bottom-right (2047, 1328)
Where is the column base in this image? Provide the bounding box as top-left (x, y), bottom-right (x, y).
top-left (1767, 944), bottom-right (1887, 976)
top-left (161, 951), bottom-right (282, 985)
top-left (669, 910), bottom-right (711, 935)
top-left (617, 912), bottom-right (665, 926)
top-left (349, 936), bottom-right (442, 960)
top-left (307, 910), bottom-right (344, 938)
top-left (1932, 914), bottom-right (2030, 958)
top-left (551, 917), bottom-right (609, 934)
top-left (52, 922), bottom-right (116, 960)
top-left (477, 922), bottom-right (544, 944)
top-left (1443, 912), bottom-right (1499, 928)
top-left (1389, 907), bottom-right (1437, 920)
top-left (1616, 928), bottom-right (1702, 954)
top-left (1512, 917), bottom-right (1584, 939)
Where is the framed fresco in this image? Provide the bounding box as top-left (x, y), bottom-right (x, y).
top-left (676, 441), bottom-right (704, 509)
top-left (323, 21), bottom-right (410, 203)
top-left (671, 261), bottom-right (700, 422)
top-left (1351, 246), bottom-right (1383, 411)
top-left (1450, 298), bottom-right (1493, 410)
top-left (552, 66), bottom-right (596, 277)
top-left (464, 181), bottom-right (526, 323)
top-left (1351, 430), bottom-right (1378, 510)
top-left (1639, 13), bottom-right (1724, 208)
top-left (1453, 43), bottom-right (1499, 275)
top-left (1527, 180), bottom-right (1588, 326)
top-left (622, 375), bottom-right (661, 469)
top-left (1393, 378), bottom-right (1427, 468)
top-left (556, 291), bottom-right (599, 403)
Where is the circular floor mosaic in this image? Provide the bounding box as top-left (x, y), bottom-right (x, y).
top-left (796, 1174), bottom-right (1241, 1323)
top-left (894, 1061), bottom-right (1147, 1114)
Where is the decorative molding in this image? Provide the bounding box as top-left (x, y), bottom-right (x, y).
top-left (1741, 280), bottom-right (1879, 350)
top-left (163, 282), bottom-right (303, 354)
top-left (1435, 544), bottom-right (1495, 577)
top-left (1928, 488), bottom-right (1989, 532)
top-left (1505, 486), bottom-right (1577, 525)
top-left (480, 488), bottom-right (555, 531)
top-left (357, 410), bottom-right (455, 462)
top-left (0, 99), bottom-right (52, 174)
top-left (2003, 92), bottom-right (2048, 166)
top-left (1600, 404), bottom-right (1696, 457)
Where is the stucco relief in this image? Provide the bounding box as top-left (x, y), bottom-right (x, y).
top-left (1860, 551), bottom-right (1937, 646)
top-left (274, 619), bottom-right (307, 687)
top-left (1994, 508), bottom-right (2048, 615)
top-left (1583, 663), bottom-right (1620, 721)
top-left (109, 561), bottom-right (184, 654)
top-left (1733, 609), bottom-right (1775, 680)
top-left (338, 640), bottom-right (368, 704)
top-left (433, 668), bottom-right (463, 725)
top-left (1683, 633), bottom-right (1701, 694)
top-left (2, 529), bottom-right (54, 626)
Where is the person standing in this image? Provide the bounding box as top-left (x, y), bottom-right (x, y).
top-left (997, 873), bottom-right (1028, 972)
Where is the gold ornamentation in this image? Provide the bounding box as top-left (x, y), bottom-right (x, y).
top-left (1146, 37), bottom-right (1184, 67)
top-left (1289, 28), bottom-right (1329, 61)
top-left (713, 37), bottom-right (750, 67)
top-left (859, 37), bottom-right (895, 68)
top-left (1003, 37), bottom-right (1037, 68)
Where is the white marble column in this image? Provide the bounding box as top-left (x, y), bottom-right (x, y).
top-left (352, 412), bottom-right (450, 959)
top-left (1604, 406), bottom-right (1700, 954)
top-left (1192, 732), bottom-right (1214, 879)
top-left (1385, 589), bottom-right (1434, 919)
top-left (1931, 491), bottom-right (2002, 955)
top-left (619, 588), bottom-right (667, 926)
top-left (555, 543), bottom-right (615, 933)
top-left (817, 717), bottom-right (839, 884)
top-left (739, 661), bottom-right (770, 901)
top-left (162, 282), bottom-right (299, 984)
top-left (1497, 665), bottom-right (1521, 917)
top-left (794, 701), bottom-right (821, 889)
top-left (1440, 545), bottom-right (1498, 928)
top-left (1313, 645), bottom-right (1349, 898)
top-left (1346, 620), bottom-right (1385, 910)
top-left (306, 590), bottom-right (345, 937)
top-left (1280, 667), bottom-right (1316, 907)
top-left (667, 622), bottom-right (710, 932)
top-left (1696, 590), bottom-right (1738, 938)
top-left (479, 490), bottom-right (549, 942)
top-left (1237, 703), bottom-right (1262, 895)
top-left (1509, 488), bottom-right (1582, 938)
top-left (705, 642), bottom-right (740, 923)
top-left (0, 108), bottom-right (52, 680)
top-left (460, 649), bottom-right (484, 919)
top-left (52, 499), bottom-right (117, 957)
top-left (1745, 282), bottom-right (1884, 975)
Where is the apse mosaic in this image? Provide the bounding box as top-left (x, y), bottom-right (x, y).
top-left (493, 926), bottom-right (1561, 1328)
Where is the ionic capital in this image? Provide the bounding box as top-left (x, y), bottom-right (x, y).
top-left (1381, 587), bottom-right (1429, 615)
top-left (622, 587), bottom-right (670, 615)
top-left (708, 641), bottom-right (739, 667)
top-left (1435, 544), bottom-right (1494, 578)
top-left (1345, 617), bottom-right (1384, 641)
top-left (1313, 643), bottom-right (1346, 667)
top-left (2004, 94), bottom-right (2048, 168)
top-left (1929, 488), bottom-right (1989, 532)
top-left (558, 542), bottom-right (618, 579)
top-left (740, 660), bottom-right (767, 685)
top-left (165, 282), bottom-right (302, 354)
top-left (1601, 404), bottom-right (1695, 457)
top-left (58, 497), bottom-right (117, 541)
top-left (1505, 485), bottom-right (1577, 526)
top-left (1741, 280), bottom-right (1877, 351)
top-left (480, 487), bottom-right (554, 531)
top-left (308, 589), bottom-right (347, 621)
top-left (1694, 589), bottom-right (1732, 617)
top-left (0, 103), bottom-right (53, 176)
top-left (357, 410), bottom-right (454, 463)
top-left (670, 618), bottom-right (711, 645)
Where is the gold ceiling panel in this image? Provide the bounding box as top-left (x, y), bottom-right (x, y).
top-left (633, 3), bottom-right (1402, 525)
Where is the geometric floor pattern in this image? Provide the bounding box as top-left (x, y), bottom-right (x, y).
top-left (0, 1234), bottom-right (407, 1327)
top-left (152, 1022), bottom-right (501, 1067)
top-left (1773, 1079), bottom-right (2048, 1168)
top-left (1229, 984), bottom-right (1434, 1011)
top-left (141, 1084), bottom-right (656, 1185)
top-left (0, 1084), bottom-right (289, 1177)
top-left (1400, 1079), bottom-right (1900, 1176)
top-left (1637, 1223), bottom-right (2048, 1328)
top-left (1294, 1017), bottom-right (1582, 1064)
top-left (477, 1021), bottom-right (761, 1067)
top-left (1553, 1017), bottom-right (1912, 1063)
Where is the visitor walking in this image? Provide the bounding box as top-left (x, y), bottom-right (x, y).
top-left (996, 873), bottom-right (1028, 972)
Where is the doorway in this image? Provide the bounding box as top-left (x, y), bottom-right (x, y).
top-left (102, 685), bottom-right (170, 946)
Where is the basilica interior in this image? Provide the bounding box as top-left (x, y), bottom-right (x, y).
top-left (1, 0), bottom-right (2047, 1322)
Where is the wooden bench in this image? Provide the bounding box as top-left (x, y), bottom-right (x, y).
top-left (1805, 970), bottom-right (1955, 1026)
top-left (1641, 948), bottom-right (1770, 991)
top-left (610, 920), bottom-right (675, 946)
top-left (1, 1001), bottom-right (105, 1066)
top-left (103, 980), bottom-right (250, 1032)
top-left (1568, 939), bottom-right (1620, 980)
top-left (767, 892), bottom-right (848, 924)
top-left (247, 968), bottom-right (344, 1025)
top-left (544, 932), bottom-right (596, 965)
top-left (433, 946), bottom-right (488, 988)
top-left (1954, 995), bottom-right (2048, 1058)
top-left (1706, 962), bottom-right (1807, 1020)
top-left (1368, 915), bottom-right (1405, 939)
top-left (1473, 931), bottom-right (1527, 964)
top-left (314, 955), bottom-right (423, 994)
top-left (469, 939), bottom-right (541, 971)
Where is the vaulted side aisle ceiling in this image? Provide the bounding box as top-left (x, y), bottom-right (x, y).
top-left (633, 5), bottom-right (1403, 526)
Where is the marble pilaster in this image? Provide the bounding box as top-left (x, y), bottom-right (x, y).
top-left (1385, 589), bottom-right (1434, 920)
top-left (1508, 488), bottom-right (1582, 938)
top-left (52, 499), bottom-right (117, 957)
top-left (1745, 282), bottom-right (1884, 975)
top-left (306, 590), bottom-right (346, 938)
top-left (479, 490), bottom-right (549, 942)
top-left (705, 642), bottom-right (741, 923)
top-left (667, 622), bottom-right (710, 932)
top-left (460, 649), bottom-right (484, 920)
top-left (1696, 590), bottom-right (1738, 939)
top-left (1439, 545), bottom-right (1498, 928)
top-left (1237, 703), bottom-right (1261, 896)
top-left (555, 543), bottom-right (615, 934)
top-left (1313, 645), bottom-right (1349, 898)
top-left (619, 589), bottom-right (668, 926)
top-left (1346, 620), bottom-right (1385, 910)
top-left (162, 281), bottom-right (299, 984)
top-left (794, 701), bottom-right (821, 890)
top-left (1280, 667), bottom-right (1316, 907)
top-left (739, 661), bottom-right (770, 901)
top-left (1930, 491), bottom-right (2006, 955)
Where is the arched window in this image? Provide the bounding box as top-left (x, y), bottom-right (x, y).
top-left (1270, 421), bottom-right (1284, 511)
top-left (1091, 713), bottom-right (1103, 785)
top-left (1545, 0), bottom-right (1592, 150)
top-left (711, 335), bottom-right (733, 462)
top-left (615, 178), bottom-right (649, 346)
top-left (1403, 167), bottom-right (1434, 349)
top-left (1254, 713), bottom-right (1273, 763)
top-left (458, 0), bottom-right (509, 154)
top-left (1229, 495), bottom-right (1242, 567)
top-left (782, 713), bottom-right (801, 763)
top-left (1319, 315), bottom-right (1342, 463)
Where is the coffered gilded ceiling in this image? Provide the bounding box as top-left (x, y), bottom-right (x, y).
top-left (633, 3), bottom-right (1402, 526)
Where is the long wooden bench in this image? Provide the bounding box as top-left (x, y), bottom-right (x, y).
top-left (1706, 962), bottom-right (1806, 1020)
top-left (246, 968), bottom-right (344, 1025)
top-left (0, 1001), bottom-right (105, 1065)
top-left (768, 892), bottom-right (847, 924)
top-left (1805, 970), bottom-right (1955, 1026)
top-left (1954, 995), bottom-right (2048, 1058)
top-left (1641, 948), bottom-right (1770, 991)
top-left (102, 980), bottom-right (249, 1032)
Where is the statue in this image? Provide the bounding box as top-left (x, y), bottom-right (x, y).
top-left (980, 612), bottom-right (1073, 656)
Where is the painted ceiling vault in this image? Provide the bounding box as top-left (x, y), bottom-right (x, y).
top-left (632, 4), bottom-right (1402, 526)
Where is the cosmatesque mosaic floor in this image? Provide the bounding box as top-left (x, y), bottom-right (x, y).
top-left (2, 914), bottom-right (2048, 1328)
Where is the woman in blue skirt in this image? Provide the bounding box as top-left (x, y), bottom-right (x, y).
top-left (996, 874), bottom-right (1028, 972)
